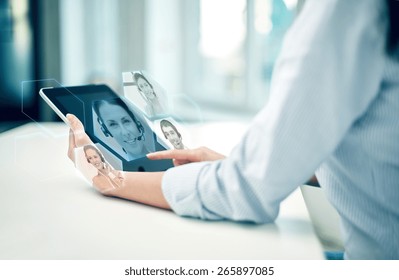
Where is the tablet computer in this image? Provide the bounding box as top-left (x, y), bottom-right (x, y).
top-left (39, 84), bottom-right (173, 172)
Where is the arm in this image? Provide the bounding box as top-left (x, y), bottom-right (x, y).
top-left (103, 148), bottom-right (226, 208)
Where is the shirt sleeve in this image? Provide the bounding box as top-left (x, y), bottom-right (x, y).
top-left (162, 0), bottom-right (387, 223)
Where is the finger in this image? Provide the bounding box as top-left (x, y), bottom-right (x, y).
top-left (66, 113), bottom-right (91, 146)
top-left (147, 150), bottom-right (182, 160)
top-left (147, 149), bottom-right (197, 161)
top-left (68, 128), bottom-right (76, 149)
top-left (67, 114), bottom-right (84, 133)
top-left (68, 129), bottom-right (76, 162)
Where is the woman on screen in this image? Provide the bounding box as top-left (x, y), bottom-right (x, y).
top-left (133, 72), bottom-right (165, 117)
top-left (93, 98), bottom-right (151, 160)
top-left (83, 144), bottom-right (124, 191)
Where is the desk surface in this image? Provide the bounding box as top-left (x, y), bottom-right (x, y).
top-left (0, 122), bottom-right (323, 259)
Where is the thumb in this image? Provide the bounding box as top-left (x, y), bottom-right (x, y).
top-left (66, 113), bottom-right (91, 147)
top-left (67, 114), bottom-right (84, 133)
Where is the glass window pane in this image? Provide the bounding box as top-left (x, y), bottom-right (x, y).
top-left (185, 0), bottom-right (297, 113)
top-left (197, 0), bottom-right (247, 104)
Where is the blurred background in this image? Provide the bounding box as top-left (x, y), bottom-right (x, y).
top-left (0, 0), bottom-right (303, 132)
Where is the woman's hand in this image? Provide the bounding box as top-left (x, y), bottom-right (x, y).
top-left (67, 113), bottom-right (92, 162)
top-left (147, 146), bottom-right (225, 166)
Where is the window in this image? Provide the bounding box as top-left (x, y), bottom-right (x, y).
top-left (182, 0), bottom-right (297, 112)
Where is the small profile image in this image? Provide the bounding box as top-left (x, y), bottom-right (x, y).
top-left (122, 71), bottom-right (168, 119)
top-left (159, 119), bottom-right (185, 150)
top-left (92, 97), bottom-right (155, 161)
top-left (83, 144), bottom-right (124, 191)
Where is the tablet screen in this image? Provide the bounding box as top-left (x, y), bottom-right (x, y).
top-left (41, 84), bottom-right (173, 172)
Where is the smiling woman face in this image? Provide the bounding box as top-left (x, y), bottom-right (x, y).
top-left (85, 148), bottom-right (104, 170)
top-left (98, 102), bottom-right (145, 157)
top-left (137, 77), bottom-right (156, 100)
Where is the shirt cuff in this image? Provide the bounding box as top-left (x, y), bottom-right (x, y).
top-left (161, 161), bottom-right (222, 220)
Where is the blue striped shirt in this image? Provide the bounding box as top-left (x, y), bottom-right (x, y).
top-left (162, 0), bottom-right (399, 259)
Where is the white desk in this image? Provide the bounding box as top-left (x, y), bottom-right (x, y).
top-left (0, 123), bottom-right (323, 259)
